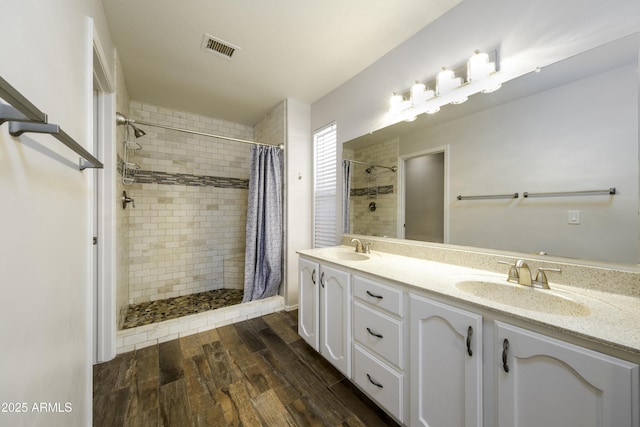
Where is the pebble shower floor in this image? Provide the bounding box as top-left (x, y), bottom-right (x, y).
top-left (122, 289), bottom-right (244, 329)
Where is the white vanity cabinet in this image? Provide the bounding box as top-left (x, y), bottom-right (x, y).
top-left (496, 321), bottom-right (639, 427)
top-left (352, 275), bottom-right (405, 422)
top-left (298, 251), bottom-right (640, 427)
top-left (298, 257), bottom-right (351, 377)
top-left (409, 293), bottom-right (483, 427)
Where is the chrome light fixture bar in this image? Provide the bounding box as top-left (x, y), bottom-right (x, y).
top-left (385, 49), bottom-right (501, 126)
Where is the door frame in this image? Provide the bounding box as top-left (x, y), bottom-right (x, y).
top-left (397, 145), bottom-right (450, 242)
top-left (92, 22), bottom-right (117, 363)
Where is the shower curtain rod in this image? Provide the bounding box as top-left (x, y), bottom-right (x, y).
top-left (344, 159), bottom-right (397, 172)
top-left (116, 112), bottom-right (283, 149)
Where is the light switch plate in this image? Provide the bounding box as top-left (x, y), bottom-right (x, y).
top-left (568, 210), bottom-right (581, 225)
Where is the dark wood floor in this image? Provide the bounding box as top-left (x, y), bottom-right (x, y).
top-left (93, 310), bottom-right (400, 426)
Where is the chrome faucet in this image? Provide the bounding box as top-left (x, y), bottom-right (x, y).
top-left (514, 260), bottom-right (532, 286)
top-left (500, 259), bottom-right (561, 289)
top-left (351, 238), bottom-right (365, 253)
top-left (350, 238), bottom-right (371, 254)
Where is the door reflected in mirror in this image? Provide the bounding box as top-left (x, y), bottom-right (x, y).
top-left (403, 151), bottom-right (445, 243)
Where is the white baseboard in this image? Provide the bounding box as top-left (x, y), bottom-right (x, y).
top-left (284, 303), bottom-right (299, 312)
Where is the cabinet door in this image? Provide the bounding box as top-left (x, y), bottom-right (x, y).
top-left (320, 264), bottom-right (351, 377)
top-left (298, 257), bottom-right (319, 350)
top-left (410, 294), bottom-right (483, 427)
top-left (496, 321), bottom-right (639, 427)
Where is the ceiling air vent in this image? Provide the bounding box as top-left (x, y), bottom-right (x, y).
top-left (201, 34), bottom-right (239, 60)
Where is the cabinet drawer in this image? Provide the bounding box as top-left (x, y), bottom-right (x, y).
top-left (353, 275), bottom-right (403, 317)
top-left (354, 302), bottom-right (403, 369)
top-left (354, 344), bottom-right (404, 422)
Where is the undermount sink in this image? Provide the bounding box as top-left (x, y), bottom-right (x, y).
top-left (320, 247), bottom-right (370, 262)
top-left (455, 280), bottom-right (591, 317)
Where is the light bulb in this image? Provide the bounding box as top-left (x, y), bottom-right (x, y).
top-left (389, 93), bottom-right (404, 113)
top-left (436, 67), bottom-right (463, 95)
top-left (411, 81), bottom-right (435, 107)
top-left (410, 82), bottom-right (426, 105)
top-left (467, 50), bottom-right (496, 82)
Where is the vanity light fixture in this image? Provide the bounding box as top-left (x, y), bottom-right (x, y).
top-left (385, 49), bottom-right (501, 125)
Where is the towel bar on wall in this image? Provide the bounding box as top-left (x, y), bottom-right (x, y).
top-left (0, 76), bottom-right (47, 123)
top-left (0, 75), bottom-right (103, 170)
top-left (523, 188), bottom-right (616, 198)
top-left (457, 193), bottom-right (519, 200)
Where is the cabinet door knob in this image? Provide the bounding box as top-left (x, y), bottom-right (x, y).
top-left (502, 338), bottom-right (510, 373)
top-left (466, 326), bottom-right (473, 357)
top-left (366, 327), bottom-right (384, 339)
top-left (311, 269), bottom-right (316, 285)
top-left (366, 373), bottom-right (384, 388)
top-left (320, 271), bottom-right (325, 288)
top-left (366, 290), bottom-right (383, 299)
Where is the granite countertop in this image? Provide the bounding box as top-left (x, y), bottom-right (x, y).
top-left (298, 246), bottom-right (640, 356)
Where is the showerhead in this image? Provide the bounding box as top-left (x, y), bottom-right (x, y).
top-left (131, 125), bottom-right (146, 138)
top-left (115, 112), bottom-right (146, 138)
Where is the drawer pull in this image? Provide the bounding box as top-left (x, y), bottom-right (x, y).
top-left (366, 290), bottom-right (384, 299)
top-left (502, 338), bottom-right (510, 373)
top-left (366, 327), bottom-right (384, 339)
top-left (366, 373), bottom-right (384, 389)
top-left (311, 269), bottom-right (316, 285)
top-left (466, 326), bottom-right (473, 357)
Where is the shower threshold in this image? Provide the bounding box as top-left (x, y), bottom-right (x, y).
top-left (122, 288), bottom-right (243, 329)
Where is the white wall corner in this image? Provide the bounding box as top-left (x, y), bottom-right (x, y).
top-left (285, 98), bottom-right (312, 309)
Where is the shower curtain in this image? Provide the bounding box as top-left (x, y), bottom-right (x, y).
top-left (342, 160), bottom-right (351, 233)
top-left (243, 145), bottom-right (283, 302)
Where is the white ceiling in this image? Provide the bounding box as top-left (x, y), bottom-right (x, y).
top-left (102, 0), bottom-right (461, 125)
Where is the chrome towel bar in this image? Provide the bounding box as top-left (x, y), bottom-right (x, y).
top-left (0, 75), bottom-right (47, 123)
top-left (9, 122), bottom-right (102, 170)
top-left (457, 193), bottom-right (519, 200)
top-left (0, 75), bottom-right (102, 170)
top-left (457, 188), bottom-right (616, 201)
top-left (523, 188), bottom-right (616, 198)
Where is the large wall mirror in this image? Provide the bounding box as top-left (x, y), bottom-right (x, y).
top-left (343, 33), bottom-right (639, 265)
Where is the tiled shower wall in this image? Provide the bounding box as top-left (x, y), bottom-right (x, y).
top-left (346, 137), bottom-right (399, 238)
top-left (125, 101), bottom-right (254, 305)
top-left (254, 101), bottom-right (285, 145)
